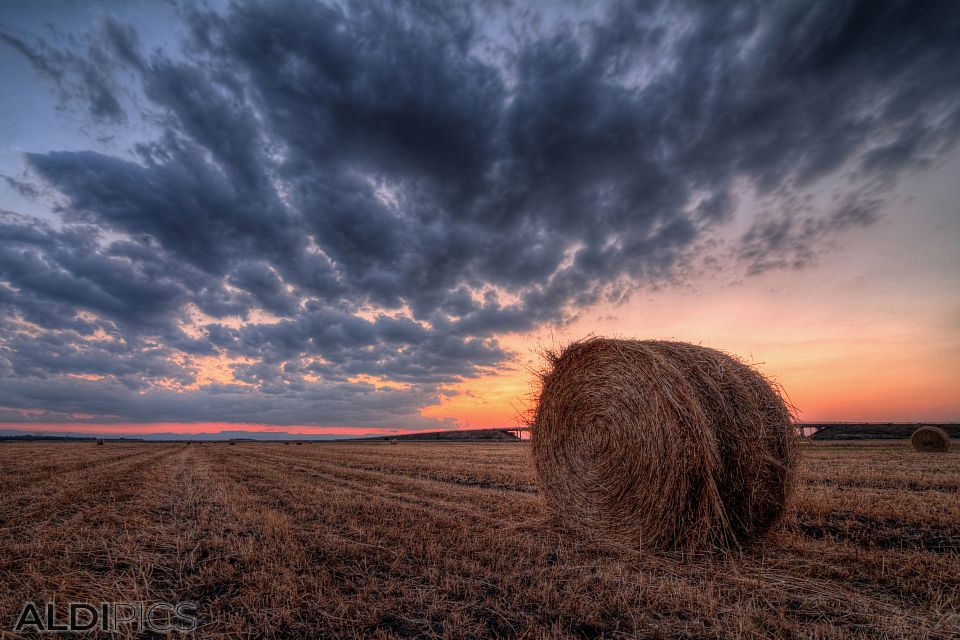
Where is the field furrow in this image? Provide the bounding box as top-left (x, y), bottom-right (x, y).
top-left (1, 440), bottom-right (957, 639)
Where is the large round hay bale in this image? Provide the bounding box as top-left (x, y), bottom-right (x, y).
top-left (532, 338), bottom-right (797, 552)
top-left (96, 438), bottom-right (104, 446)
top-left (911, 426), bottom-right (950, 453)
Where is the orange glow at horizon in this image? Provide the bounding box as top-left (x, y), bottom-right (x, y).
top-left (7, 271), bottom-right (958, 435)
top-left (421, 337), bottom-right (960, 429)
top-left (5, 276), bottom-right (958, 435)
top-left (421, 366), bottom-right (534, 429)
top-left (424, 264), bottom-right (960, 428)
top-left (0, 422), bottom-right (404, 436)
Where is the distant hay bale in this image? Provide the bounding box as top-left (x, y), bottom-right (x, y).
top-left (296, 441), bottom-right (303, 446)
top-left (229, 439), bottom-right (236, 446)
top-left (96, 438), bottom-right (104, 446)
top-left (911, 426), bottom-right (950, 453)
top-left (390, 439), bottom-right (399, 445)
top-left (532, 338), bottom-right (797, 553)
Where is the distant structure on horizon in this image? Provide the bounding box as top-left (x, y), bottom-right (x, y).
top-left (810, 423), bottom-right (960, 440)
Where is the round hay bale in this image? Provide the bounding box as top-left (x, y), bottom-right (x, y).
top-left (229, 439), bottom-right (236, 446)
top-left (96, 438), bottom-right (104, 446)
top-left (911, 426), bottom-right (950, 453)
top-left (532, 338), bottom-right (797, 552)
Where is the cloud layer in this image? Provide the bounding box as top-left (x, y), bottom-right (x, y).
top-left (1, 0), bottom-right (958, 427)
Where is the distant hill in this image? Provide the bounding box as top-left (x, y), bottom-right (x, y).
top-left (356, 428), bottom-right (522, 442)
top-left (809, 423), bottom-right (960, 440)
top-left (0, 434), bottom-right (145, 442)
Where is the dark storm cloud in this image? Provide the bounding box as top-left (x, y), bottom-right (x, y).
top-left (1, 0), bottom-right (958, 426)
top-left (0, 211), bottom-right (238, 331)
top-left (25, 147), bottom-right (297, 276)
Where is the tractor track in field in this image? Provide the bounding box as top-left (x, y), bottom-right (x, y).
top-left (0, 445), bottom-right (165, 496)
top-left (793, 511), bottom-right (960, 555)
top-left (0, 445), bottom-right (180, 532)
top-left (801, 477), bottom-right (960, 492)
top-left (217, 449), bottom-right (528, 529)
top-left (248, 447), bottom-right (538, 494)
top-left (225, 448), bottom-right (537, 518)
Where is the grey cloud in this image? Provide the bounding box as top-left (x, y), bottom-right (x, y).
top-left (2, 176), bottom-right (41, 199)
top-left (739, 194), bottom-right (883, 275)
top-left (0, 376), bottom-right (451, 428)
top-left (0, 27), bottom-right (128, 123)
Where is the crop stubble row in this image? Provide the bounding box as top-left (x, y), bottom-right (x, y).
top-left (0, 441), bottom-right (957, 638)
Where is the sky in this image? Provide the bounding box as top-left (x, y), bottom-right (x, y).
top-left (0, 0), bottom-right (958, 437)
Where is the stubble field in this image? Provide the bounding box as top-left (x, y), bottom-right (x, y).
top-left (1, 440), bottom-right (957, 639)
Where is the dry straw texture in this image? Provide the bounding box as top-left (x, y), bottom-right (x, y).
top-left (911, 426), bottom-right (950, 453)
top-left (4, 441), bottom-right (956, 637)
top-left (533, 338), bottom-right (797, 553)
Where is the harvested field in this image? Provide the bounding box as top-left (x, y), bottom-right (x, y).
top-left (1, 440), bottom-right (957, 638)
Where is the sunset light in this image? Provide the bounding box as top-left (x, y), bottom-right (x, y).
top-left (0, 0), bottom-right (957, 439)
